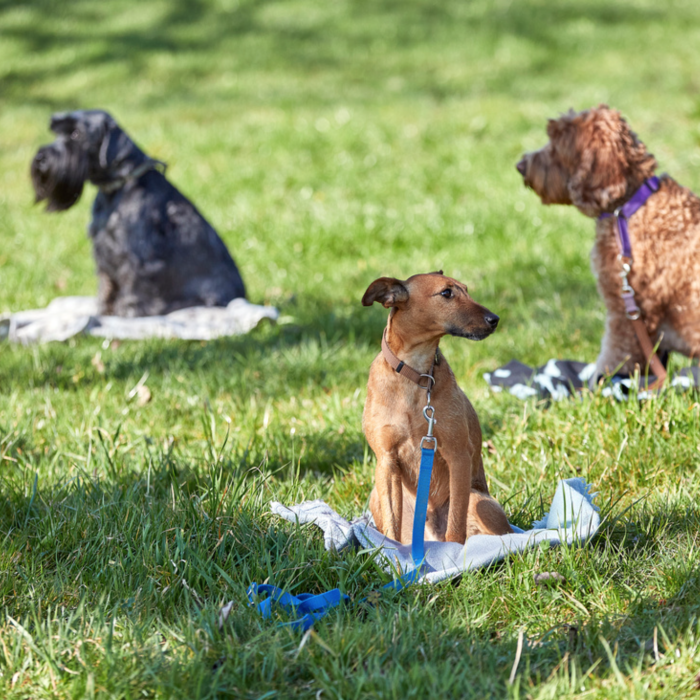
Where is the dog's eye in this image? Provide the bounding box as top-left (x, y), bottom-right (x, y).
top-left (440, 288), bottom-right (453, 299)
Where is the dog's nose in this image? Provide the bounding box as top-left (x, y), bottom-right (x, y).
top-left (516, 158), bottom-right (527, 176)
top-left (484, 313), bottom-right (499, 329)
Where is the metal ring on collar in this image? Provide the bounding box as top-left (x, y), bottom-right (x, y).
top-left (418, 374), bottom-right (435, 391)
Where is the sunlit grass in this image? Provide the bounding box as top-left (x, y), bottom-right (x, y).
top-left (2, 0), bottom-right (700, 697)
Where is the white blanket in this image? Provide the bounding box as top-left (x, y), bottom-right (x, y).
top-left (271, 478), bottom-right (600, 584)
top-left (0, 296), bottom-right (278, 344)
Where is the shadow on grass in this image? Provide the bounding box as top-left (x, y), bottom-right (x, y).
top-left (2, 460), bottom-right (699, 695)
top-left (0, 248), bottom-right (601, 389)
top-left (1, 0), bottom-right (688, 107)
top-left (0, 296), bottom-right (385, 388)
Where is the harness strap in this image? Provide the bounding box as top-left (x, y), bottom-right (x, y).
top-left (600, 176), bottom-right (660, 258)
top-left (599, 176), bottom-right (666, 388)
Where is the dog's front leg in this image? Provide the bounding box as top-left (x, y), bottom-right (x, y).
top-left (591, 311), bottom-right (647, 388)
top-left (373, 454), bottom-right (403, 541)
top-left (439, 445), bottom-right (470, 544)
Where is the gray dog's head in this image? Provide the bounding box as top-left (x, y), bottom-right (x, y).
top-left (31, 110), bottom-right (149, 211)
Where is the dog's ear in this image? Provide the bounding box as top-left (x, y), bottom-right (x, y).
top-left (567, 107), bottom-right (656, 216)
top-left (546, 109), bottom-right (577, 141)
top-left (362, 277), bottom-right (409, 308)
top-left (99, 122), bottom-right (136, 171)
top-left (568, 147), bottom-right (625, 215)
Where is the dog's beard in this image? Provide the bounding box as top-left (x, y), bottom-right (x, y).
top-left (523, 150), bottom-right (572, 205)
top-left (31, 141), bottom-right (88, 212)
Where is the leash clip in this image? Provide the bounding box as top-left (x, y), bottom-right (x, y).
top-left (421, 404), bottom-right (437, 450)
top-left (418, 373), bottom-right (435, 394)
top-left (617, 256), bottom-right (640, 318)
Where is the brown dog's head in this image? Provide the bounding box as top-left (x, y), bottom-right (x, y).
top-left (362, 271), bottom-right (499, 341)
top-left (515, 105), bottom-right (657, 217)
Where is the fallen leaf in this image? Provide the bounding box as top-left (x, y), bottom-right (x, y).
top-left (136, 385), bottom-right (151, 406)
top-left (365, 590), bottom-right (381, 606)
top-left (534, 572), bottom-right (566, 586)
top-left (91, 352), bottom-right (105, 373)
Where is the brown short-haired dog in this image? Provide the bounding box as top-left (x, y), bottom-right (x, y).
top-left (516, 104), bottom-right (700, 381)
top-left (362, 272), bottom-right (512, 545)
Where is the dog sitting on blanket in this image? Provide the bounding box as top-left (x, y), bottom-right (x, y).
top-left (362, 272), bottom-right (512, 545)
top-left (516, 105), bottom-right (700, 384)
top-left (31, 110), bottom-right (246, 317)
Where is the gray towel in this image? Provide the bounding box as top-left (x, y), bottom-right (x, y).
top-left (0, 296), bottom-right (278, 344)
top-left (271, 478), bottom-right (600, 584)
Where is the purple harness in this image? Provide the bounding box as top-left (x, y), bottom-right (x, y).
top-left (598, 176), bottom-right (660, 319)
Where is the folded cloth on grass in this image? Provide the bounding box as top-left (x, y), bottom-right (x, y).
top-left (484, 358), bottom-right (700, 402)
top-left (0, 296), bottom-right (278, 344)
top-left (268, 478), bottom-right (599, 585)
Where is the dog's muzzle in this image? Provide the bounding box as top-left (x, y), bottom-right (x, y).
top-left (31, 140), bottom-right (87, 212)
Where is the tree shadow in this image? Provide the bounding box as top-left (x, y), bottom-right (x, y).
top-left (1, 0), bottom-right (686, 107)
top-left (5, 466), bottom-right (695, 694)
top-left (0, 294), bottom-right (387, 388)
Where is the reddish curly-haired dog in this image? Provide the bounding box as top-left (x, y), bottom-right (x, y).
top-left (516, 104), bottom-right (700, 382)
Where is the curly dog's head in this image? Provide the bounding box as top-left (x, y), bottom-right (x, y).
top-left (516, 105), bottom-right (657, 217)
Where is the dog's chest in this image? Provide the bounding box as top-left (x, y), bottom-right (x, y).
top-left (396, 440), bottom-right (451, 503)
top-left (363, 354), bottom-right (475, 503)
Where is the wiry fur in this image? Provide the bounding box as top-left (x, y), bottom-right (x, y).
top-left (31, 110), bottom-right (246, 317)
top-left (516, 105), bottom-right (700, 380)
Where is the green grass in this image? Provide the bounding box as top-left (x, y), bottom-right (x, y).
top-left (3, 0), bottom-right (700, 697)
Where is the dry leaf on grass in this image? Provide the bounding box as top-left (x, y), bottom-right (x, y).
top-left (534, 572), bottom-right (566, 586)
top-left (91, 352), bottom-right (105, 373)
top-left (136, 385), bottom-right (151, 406)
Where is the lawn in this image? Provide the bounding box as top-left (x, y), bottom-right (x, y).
top-left (2, 0), bottom-right (700, 697)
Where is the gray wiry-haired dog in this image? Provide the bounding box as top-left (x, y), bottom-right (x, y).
top-left (31, 110), bottom-right (246, 317)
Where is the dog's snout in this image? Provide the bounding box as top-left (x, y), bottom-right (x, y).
top-left (516, 158), bottom-right (527, 176)
top-left (484, 313), bottom-right (499, 329)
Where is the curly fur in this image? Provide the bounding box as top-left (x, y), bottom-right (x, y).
top-left (517, 105), bottom-right (700, 380)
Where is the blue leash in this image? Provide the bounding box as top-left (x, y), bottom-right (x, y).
top-left (247, 566), bottom-right (424, 632)
top-left (248, 367), bottom-right (437, 631)
top-left (411, 443), bottom-right (436, 565)
top-left (248, 442), bottom-right (436, 631)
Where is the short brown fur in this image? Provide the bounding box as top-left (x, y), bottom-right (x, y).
top-left (362, 272), bottom-right (512, 545)
top-left (516, 105), bottom-right (700, 379)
